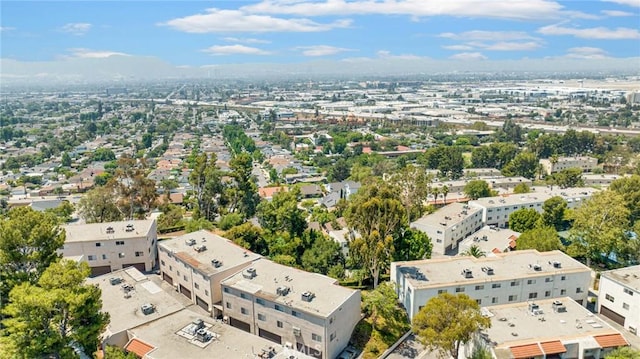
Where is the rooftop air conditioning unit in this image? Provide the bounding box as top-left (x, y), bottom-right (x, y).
top-left (109, 277), bottom-right (123, 285)
top-left (482, 267), bottom-right (494, 275)
top-left (211, 259), bottom-right (223, 268)
top-left (125, 224), bottom-right (135, 232)
top-left (552, 301), bottom-right (567, 313)
top-left (276, 286), bottom-right (290, 296)
top-left (462, 269), bottom-right (473, 278)
top-left (194, 245), bottom-right (207, 253)
top-left (196, 328), bottom-right (211, 343)
top-left (550, 261), bottom-right (562, 268)
top-left (106, 226), bottom-right (115, 234)
top-left (530, 264), bottom-right (542, 271)
top-left (243, 268), bottom-right (256, 279)
top-left (185, 238), bottom-right (196, 246)
top-left (301, 291), bottom-right (315, 302)
top-left (141, 303), bottom-right (155, 315)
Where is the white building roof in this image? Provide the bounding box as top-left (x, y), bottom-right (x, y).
top-left (411, 202), bottom-right (482, 230)
top-left (63, 219), bottom-right (155, 243)
top-left (601, 265), bottom-right (640, 293)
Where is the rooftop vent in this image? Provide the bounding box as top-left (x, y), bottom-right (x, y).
top-left (194, 245), bottom-right (207, 253)
top-left (211, 259), bottom-right (223, 268)
top-left (552, 300), bottom-right (567, 313)
top-left (462, 269), bottom-right (473, 278)
top-left (185, 238), bottom-right (196, 246)
top-left (530, 264), bottom-right (542, 271)
top-left (125, 224), bottom-right (135, 232)
top-left (196, 328), bottom-right (212, 343)
top-left (122, 283), bottom-right (134, 292)
top-left (243, 267), bottom-right (256, 279)
top-left (276, 286), bottom-right (290, 296)
top-left (528, 302), bottom-right (543, 316)
top-left (141, 303), bottom-right (155, 315)
top-left (106, 226), bottom-right (115, 234)
top-left (482, 267), bottom-right (494, 275)
top-left (482, 235), bottom-right (488, 241)
top-left (549, 261), bottom-right (562, 268)
top-left (109, 277), bottom-right (123, 285)
top-left (192, 319), bottom-right (205, 330)
top-left (301, 291), bottom-right (315, 302)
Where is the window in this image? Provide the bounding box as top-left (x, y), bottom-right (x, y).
top-left (258, 313), bottom-right (266, 321)
top-left (205, 290), bottom-right (209, 296)
top-left (241, 307), bottom-right (248, 315)
top-left (118, 253), bottom-right (125, 258)
top-left (545, 277), bottom-right (553, 283)
top-left (135, 251), bottom-right (144, 257)
top-left (510, 281), bottom-right (519, 287)
top-left (488, 217), bottom-right (493, 220)
top-left (560, 289), bottom-right (566, 295)
top-left (476, 299), bottom-right (482, 305)
top-left (161, 260), bottom-right (165, 266)
top-left (169, 265), bottom-right (172, 271)
top-left (330, 333), bottom-right (336, 341)
top-left (623, 288), bottom-right (634, 296)
top-left (194, 283), bottom-right (199, 289)
top-left (455, 287), bottom-right (465, 293)
top-left (492, 283), bottom-right (501, 289)
top-left (224, 287), bottom-right (230, 293)
top-left (256, 298), bottom-right (265, 305)
top-left (226, 302), bottom-right (231, 309)
top-left (528, 292), bottom-right (538, 299)
top-left (438, 289), bottom-right (447, 294)
top-left (292, 310), bottom-right (301, 317)
top-left (95, 243), bottom-right (101, 247)
top-left (312, 333), bottom-right (322, 342)
top-left (605, 294), bottom-right (615, 302)
top-left (275, 304), bottom-right (284, 312)
top-left (240, 293), bottom-right (249, 299)
top-left (576, 287), bottom-right (583, 293)
top-left (491, 297), bottom-right (498, 304)
top-left (623, 303), bottom-right (630, 310)
top-left (102, 254), bottom-right (108, 260)
top-left (545, 291), bottom-right (551, 297)
top-left (183, 275), bottom-right (187, 281)
top-left (177, 271), bottom-right (180, 276)
top-left (561, 275), bottom-right (566, 281)
top-left (277, 321), bottom-right (283, 328)
top-left (508, 295), bottom-right (517, 302)
top-left (527, 279), bottom-right (536, 285)
top-left (88, 255), bottom-right (96, 261)
top-left (475, 285), bottom-right (484, 290)
top-left (329, 317), bottom-right (334, 324)
top-left (116, 241), bottom-right (125, 246)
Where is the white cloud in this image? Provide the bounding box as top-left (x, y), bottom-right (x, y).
top-left (538, 24), bottom-right (640, 39)
top-left (376, 50), bottom-right (421, 60)
top-left (241, 0), bottom-right (578, 21)
top-left (222, 37), bottom-right (271, 44)
top-left (60, 23), bottom-right (92, 35)
top-left (66, 48), bottom-right (130, 58)
top-left (474, 41), bottom-right (542, 51)
top-left (202, 44), bottom-right (272, 56)
top-left (442, 45), bottom-right (475, 51)
top-left (449, 52), bottom-right (488, 60)
top-left (162, 8), bottom-right (351, 33)
top-left (564, 47), bottom-right (610, 59)
top-left (438, 31), bottom-right (537, 41)
top-left (603, 0), bottom-right (640, 7)
top-left (0, 26), bottom-right (15, 32)
top-left (296, 45), bottom-right (354, 56)
top-left (601, 9), bottom-right (635, 16)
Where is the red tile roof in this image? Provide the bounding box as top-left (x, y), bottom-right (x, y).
top-left (594, 333), bottom-right (628, 348)
top-left (125, 338), bottom-right (155, 357)
top-left (510, 343), bottom-right (543, 359)
top-left (540, 341), bottom-right (566, 355)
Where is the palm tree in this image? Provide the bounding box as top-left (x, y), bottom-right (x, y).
top-left (431, 187), bottom-right (440, 205)
top-left (442, 185), bottom-right (449, 205)
top-left (461, 244), bottom-right (486, 258)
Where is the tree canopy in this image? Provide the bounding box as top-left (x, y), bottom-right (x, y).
top-left (541, 196), bottom-right (568, 231)
top-left (463, 180), bottom-right (494, 200)
top-left (517, 226), bottom-right (564, 252)
top-left (508, 208), bottom-right (542, 233)
top-left (412, 293), bottom-right (491, 359)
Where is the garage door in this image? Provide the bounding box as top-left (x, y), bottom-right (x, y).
top-left (90, 265), bottom-right (112, 277)
top-left (162, 273), bottom-right (173, 285)
top-left (179, 284), bottom-right (192, 299)
top-left (196, 296), bottom-right (209, 311)
top-left (229, 317), bottom-right (251, 333)
top-left (259, 328), bottom-right (282, 344)
top-left (600, 305), bottom-right (625, 326)
top-left (123, 262), bottom-right (146, 272)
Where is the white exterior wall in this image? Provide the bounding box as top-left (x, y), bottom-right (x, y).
top-left (540, 157), bottom-right (598, 175)
top-left (61, 221), bottom-right (157, 273)
top-left (473, 200), bottom-right (544, 228)
top-left (411, 209), bottom-right (483, 254)
top-left (598, 274), bottom-right (640, 335)
top-left (392, 267), bottom-right (591, 320)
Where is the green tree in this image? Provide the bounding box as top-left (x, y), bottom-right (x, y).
top-left (1, 260), bottom-right (109, 359)
top-left (78, 185), bottom-right (123, 223)
top-left (412, 293), bottom-right (491, 359)
top-left (463, 180), bottom-right (494, 200)
top-left (541, 196), bottom-right (568, 231)
top-left (228, 153), bottom-right (260, 218)
top-left (225, 222), bottom-right (268, 255)
top-left (189, 152), bottom-right (224, 221)
top-left (61, 152), bottom-right (72, 167)
top-left (508, 208), bottom-right (542, 232)
top-left (568, 191), bottom-right (630, 267)
top-left (461, 244), bottom-right (486, 258)
top-left (104, 345), bottom-right (138, 359)
top-left (517, 226), bottom-right (564, 251)
top-left (185, 217), bottom-right (214, 233)
top-left (218, 213), bottom-right (244, 231)
top-left (141, 132), bottom-right (153, 149)
top-left (394, 228), bottom-right (432, 261)
top-left (0, 207), bottom-right (66, 303)
top-left (552, 167), bottom-right (583, 188)
top-left (256, 187), bottom-right (307, 238)
top-left (362, 282), bottom-right (408, 333)
top-left (157, 204), bottom-right (185, 231)
top-left (605, 347), bottom-right (640, 359)
top-left (345, 182), bottom-right (405, 287)
top-left (45, 201), bottom-right (75, 223)
top-left (609, 174), bottom-right (640, 223)
top-left (387, 165), bottom-right (431, 221)
top-left (502, 151), bottom-right (538, 179)
top-left (513, 183), bottom-right (531, 194)
top-left (331, 158), bottom-right (351, 182)
top-left (301, 233), bottom-right (343, 275)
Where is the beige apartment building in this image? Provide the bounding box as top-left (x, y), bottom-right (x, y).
top-left (539, 156), bottom-right (598, 175)
top-left (220, 259), bottom-right (361, 359)
top-left (157, 230), bottom-right (261, 316)
top-left (61, 219), bottom-right (157, 276)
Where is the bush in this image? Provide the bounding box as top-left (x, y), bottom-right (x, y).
top-left (219, 213), bottom-right (244, 230)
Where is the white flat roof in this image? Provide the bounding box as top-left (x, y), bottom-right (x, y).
top-left (601, 265), bottom-right (640, 293)
top-left (411, 202), bottom-right (482, 229)
top-left (64, 219), bottom-right (155, 243)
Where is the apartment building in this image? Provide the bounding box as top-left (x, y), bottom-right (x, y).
top-left (484, 298), bottom-right (629, 359)
top-left (391, 250), bottom-right (592, 320)
top-left (582, 174), bottom-right (628, 188)
top-left (458, 226), bottom-right (520, 256)
top-left (158, 230), bottom-right (261, 316)
top-left (469, 187), bottom-right (598, 228)
top-left (61, 219), bottom-right (157, 276)
top-left (598, 265), bottom-right (640, 336)
top-left (220, 259), bottom-right (361, 359)
top-left (486, 176), bottom-right (532, 192)
top-left (410, 202), bottom-right (484, 255)
top-left (540, 156), bottom-right (599, 175)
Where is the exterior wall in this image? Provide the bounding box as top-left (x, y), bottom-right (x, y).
top-left (62, 223), bottom-right (157, 273)
top-left (411, 209), bottom-right (483, 254)
top-left (325, 291), bottom-right (361, 359)
top-left (393, 268), bottom-right (591, 320)
top-left (471, 200), bottom-right (544, 228)
top-left (598, 275), bottom-right (639, 335)
top-left (540, 157), bottom-right (598, 175)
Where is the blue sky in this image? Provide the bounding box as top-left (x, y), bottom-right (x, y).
top-left (1, 0), bottom-right (639, 66)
